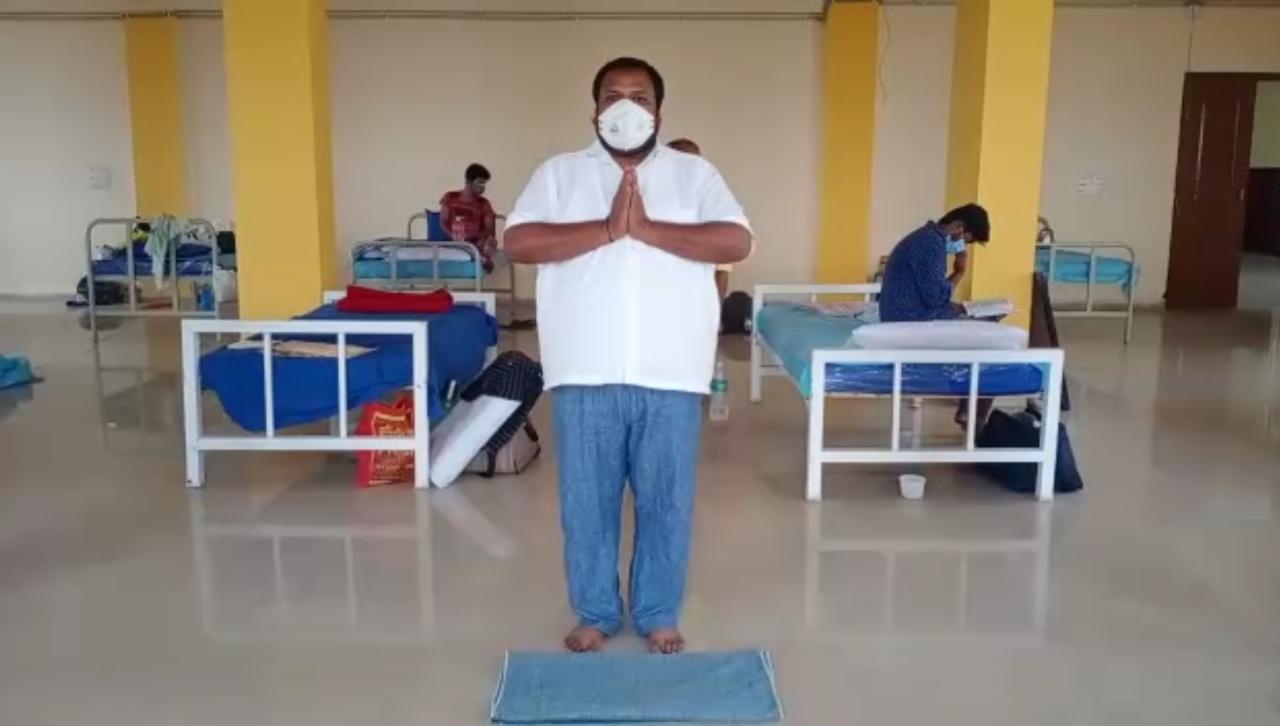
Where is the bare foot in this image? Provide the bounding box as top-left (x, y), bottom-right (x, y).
top-left (564, 626), bottom-right (607, 653)
top-left (646, 628), bottom-right (685, 655)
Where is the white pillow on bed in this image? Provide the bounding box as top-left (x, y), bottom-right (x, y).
top-left (849, 320), bottom-right (1028, 350)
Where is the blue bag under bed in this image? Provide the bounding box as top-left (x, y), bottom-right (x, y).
top-left (1035, 247), bottom-right (1136, 290)
top-left (198, 303), bottom-right (497, 433)
top-left (755, 303), bottom-right (1045, 399)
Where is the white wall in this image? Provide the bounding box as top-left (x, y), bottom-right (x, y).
top-left (327, 18), bottom-right (822, 294)
top-left (1253, 82), bottom-right (1280, 169)
top-left (7, 7), bottom-right (1280, 303)
top-left (179, 19), bottom-right (232, 226)
top-left (0, 21), bottom-right (136, 296)
top-left (870, 5), bottom-right (954, 263)
top-left (869, 5), bottom-right (1280, 305)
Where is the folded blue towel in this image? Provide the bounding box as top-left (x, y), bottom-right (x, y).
top-left (0, 355), bottom-right (36, 391)
top-left (490, 649), bottom-right (783, 724)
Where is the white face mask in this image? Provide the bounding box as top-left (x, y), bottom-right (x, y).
top-left (596, 99), bottom-right (656, 153)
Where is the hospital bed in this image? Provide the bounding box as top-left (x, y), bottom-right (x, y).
top-left (750, 284), bottom-right (1065, 503)
top-left (181, 290), bottom-right (498, 490)
top-left (1035, 242), bottom-right (1137, 344)
top-left (84, 217), bottom-right (231, 330)
top-left (350, 210), bottom-right (517, 305)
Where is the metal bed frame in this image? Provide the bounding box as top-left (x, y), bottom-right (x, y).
top-left (750, 284), bottom-right (1066, 502)
top-left (371, 208), bottom-right (519, 302)
top-left (84, 217), bottom-right (225, 330)
top-left (181, 290), bottom-right (498, 490)
top-left (1037, 241), bottom-right (1137, 344)
top-left (350, 237), bottom-right (485, 291)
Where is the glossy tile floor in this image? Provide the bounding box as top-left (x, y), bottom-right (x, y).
top-left (1, 302), bottom-right (1279, 725)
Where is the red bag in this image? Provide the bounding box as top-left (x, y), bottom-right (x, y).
top-left (355, 393), bottom-right (417, 487)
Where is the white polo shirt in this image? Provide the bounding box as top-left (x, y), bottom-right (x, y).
top-left (506, 141), bottom-right (751, 394)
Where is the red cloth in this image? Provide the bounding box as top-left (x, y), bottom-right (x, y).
top-left (335, 285), bottom-right (454, 314)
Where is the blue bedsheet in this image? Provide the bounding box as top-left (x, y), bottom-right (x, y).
top-left (1035, 247), bottom-right (1136, 290)
top-left (199, 303), bottom-right (497, 433)
top-left (92, 242), bottom-right (235, 278)
top-left (755, 303), bottom-right (1045, 398)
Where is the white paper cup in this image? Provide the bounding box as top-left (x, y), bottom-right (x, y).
top-left (899, 474), bottom-right (926, 500)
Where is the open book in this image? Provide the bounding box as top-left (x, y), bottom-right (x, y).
top-left (962, 297), bottom-right (1014, 319)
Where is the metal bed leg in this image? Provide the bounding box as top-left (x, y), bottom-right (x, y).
top-left (413, 326), bottom-right (431, 489)
top-left (750, 293), bottom-right (764, 403)
top-left (182, 324), bottom-right (205, 488)
top-left (750, 337), bottom-right (763, 404)
top-left (1035, 353), bottom-right (1065, 502)
top-left (1124, 271), bottom-right (1136, 345)
top-left (806, 354), bottom-right (827, 502)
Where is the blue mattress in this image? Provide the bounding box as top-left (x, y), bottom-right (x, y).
top-left (1035, 247), bottom-right (1136, 290)
top-left (199, 303), bottom-right (498, 433)
top-left (755, 303), bottom-right (1045, 398)
top-left (352, 258), bottom-right (479, 281)
top-left (92, 244), bottom-right (235, 278)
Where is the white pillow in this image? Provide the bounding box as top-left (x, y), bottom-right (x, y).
top-left (428, 395), bottom-right (520, 488)
top-left (849, 320), bottom-right (1028, 350)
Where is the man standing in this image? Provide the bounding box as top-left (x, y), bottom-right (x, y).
top-left (505, 58), bottom-right (752, 654)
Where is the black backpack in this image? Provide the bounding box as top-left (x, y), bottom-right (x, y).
top-left (458, 351), bottom-right (544, 477)
top-left (73, 277), bottom-right (133, 306)
top-left (721, 291), bottom-right (753, 335)
top-left (976, 407), bottom-right (1083, 495)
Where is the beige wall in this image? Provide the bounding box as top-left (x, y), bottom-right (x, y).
top-left (870, 6), bottom-right (1280, 305)
top-left (6, 7), bottom-right (1280, 302)
top-left (327, 18), bottom-right (822, 295)
top-left (0, 22), bottom-right (136, 296)
top-left (1254, 82), bottom-right (1280, 169)
top-left (870, 5), bottom-right (955, 263)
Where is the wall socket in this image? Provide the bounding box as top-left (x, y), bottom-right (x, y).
top-left (1075, 175), bottom-right (1103, 196)
top-left (88, 165), bottom-right (112, 191)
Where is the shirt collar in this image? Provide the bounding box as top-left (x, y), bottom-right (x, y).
top-left (924, 220), bottom-right (946, 242)
top-left (585, 138), bottom-right (665, 168)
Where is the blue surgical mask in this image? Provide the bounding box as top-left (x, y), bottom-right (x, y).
top-left (945, 236), bottom-right (966, 255)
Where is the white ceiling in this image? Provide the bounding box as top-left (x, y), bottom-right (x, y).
top-left (2, 0), bottom-right (1279, 16)
top-left (0, 0), bottom-right (822, 14)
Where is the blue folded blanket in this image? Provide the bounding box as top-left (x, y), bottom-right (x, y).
top-left (491, 649), bottom-right (783, 724)
top-left (0, 355), bottom-right (36, 390)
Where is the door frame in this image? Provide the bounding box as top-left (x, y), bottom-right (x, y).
top-left (1166, 72), bottom-right (1280, 310)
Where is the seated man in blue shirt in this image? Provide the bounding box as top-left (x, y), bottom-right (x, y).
top-left (879, 204), bottom-right (990, 323)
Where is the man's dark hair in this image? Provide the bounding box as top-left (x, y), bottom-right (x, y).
top-left (465, 163), bottom-right (491, 183)
top-left (940, 203), bottom-right (991, 243)
top-left (592, 57), bottom-right (665, 109)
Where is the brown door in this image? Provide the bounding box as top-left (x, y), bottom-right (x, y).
top-left (1166, 74), bottom-right (1256, 309)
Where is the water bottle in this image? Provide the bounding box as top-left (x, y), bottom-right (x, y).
top-left (709, 359), bottom-right (729, 422)
top-left (451, 216), bottom-right (466, 242)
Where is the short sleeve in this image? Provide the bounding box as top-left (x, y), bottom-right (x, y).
top-left (697, 167), bottom-right (751, 231)
top-left (697, 164), bottom-right (753, 258)
top-left (505, 160), bottom-right (558, 228)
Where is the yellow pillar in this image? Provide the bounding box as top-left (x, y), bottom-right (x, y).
top-left (816, 1), bottom-right (879, 285)
top-left (124, 17), bottom-right (187, 216)
top-left (944, 0), bottom-right (1054, 328)
top-left (223, 0), bottom-right (337, 319)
